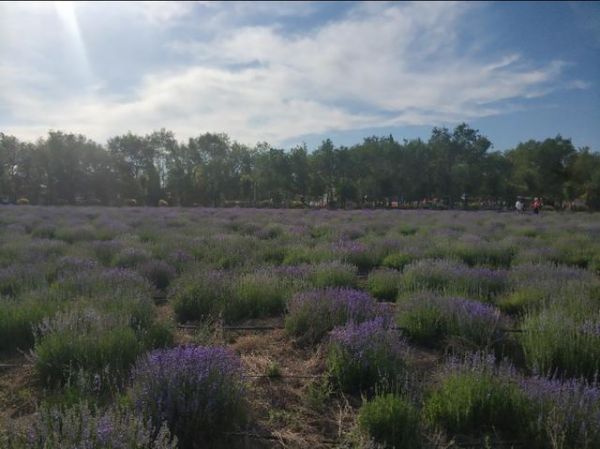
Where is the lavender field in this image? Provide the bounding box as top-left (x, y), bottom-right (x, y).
top-left (1, 206), bottom-right (600, 449)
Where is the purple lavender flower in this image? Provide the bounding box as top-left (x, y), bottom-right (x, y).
top-left (397, 293), bottom-right (508, 348)
top-left (580, 320), bottom-right (600, 337)
top-left (24, 402), bottom-right (176, 449)
top-left (131, 346), bottom-right (245, 448)
top-left (401, 259), bottom-right (507, 299)
top-left (285, 288), bottom-right (379, 344)
top-left (328, 317), bottom-right (408, 393)
top-left (519, 375), bottom-right (600, 448)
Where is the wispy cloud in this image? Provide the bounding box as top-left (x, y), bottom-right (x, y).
top-left (0, 1), bottom-right (587, 145)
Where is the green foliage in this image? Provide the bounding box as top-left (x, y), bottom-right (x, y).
top-left (423, 370), bottom-right (530, 438)
top-left (228, 271), bottom-right (290, 321)
top-left (6, 402), bottom-right (177, 449)
top-left (367, 268), bottom-right (400, 300)
top-left (1, 127), bottom-right (597, 207)
top-left (266, 361), bottom-right (282, 378)
top-left (400, 259), bottom-right (507, 301)
top-left (382, 252), bottom-right (414, 271)
top-left (309, 261), bottom-right (357, 288)
top-left (450, 243), bottom-right (515, 268)
top-left (33, 307), bottom-right (172, 389)
top-left (54, 226), bottom-right (97, 244)
top-left (0, 295), bottom-right (62, 352)
top-left (520, 306), bottom-right (600, 380)
top-left (358, 394), bottom-right (421, 449)
top-left (170, 270), bottom-right (232, 322)
top-left (327, 323), bottom-right (407, 394)
top-left (396, 294), bottom-right (506, 350)
top-left (34, 323), bottom-right (142, 388)
top-left (497, 287), bottom-right (546, 315)
top-left (304, 378), bottom-right (332, 412)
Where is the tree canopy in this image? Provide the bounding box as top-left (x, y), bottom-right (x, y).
top-left (1, 124), bottom-right (598, 209)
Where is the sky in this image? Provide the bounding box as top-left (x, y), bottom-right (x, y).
top-left (1, 1), bottom-right (599, 152)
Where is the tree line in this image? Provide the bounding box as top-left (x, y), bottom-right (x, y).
top-left (1, 123), bottom-right (599, 209)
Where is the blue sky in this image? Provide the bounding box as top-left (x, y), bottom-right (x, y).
top-left (1, 1), bottom-right (598, 151)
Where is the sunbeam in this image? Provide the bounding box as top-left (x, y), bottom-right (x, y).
top-left (54, 1), bottom-right (93, 85)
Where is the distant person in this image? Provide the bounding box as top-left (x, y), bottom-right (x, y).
top-left (532, 197), bottom-right (541, 215)
top-left (515, 199), bottom-right (524, 213)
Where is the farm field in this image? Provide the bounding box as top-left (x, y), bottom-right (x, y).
top-left (1, 206), bottom-right (600, 449)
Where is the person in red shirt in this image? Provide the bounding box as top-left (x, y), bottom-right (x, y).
top-left (532, 197), bottom-right (542, 214)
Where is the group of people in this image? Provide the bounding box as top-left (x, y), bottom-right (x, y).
top-left (515, 197), bottom-right (543, 214)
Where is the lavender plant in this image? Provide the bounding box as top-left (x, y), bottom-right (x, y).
top-left (400, 259), bottom-right (508, 300)
top-left (367, 268), bottom-right (401, 300)
top-left (285, 288), bottom-right (379, 345)
top-left (13, 402), bottom-right (176, 449)
top-left (228, 269), bottom-right (291, 321)
top-left (519, 375), bottom-right (600, 449)
top-left (113, 247), bottom-right (152, 268)
top-left (520, 307), bottom-right (600, 381)
top-left (309, 260), bottom-right (358, 288)
top-left (170, 269), bottom-right (234, 322)
top-left (131, 346), bottom-right (246, 449)
top-left (381, 252), bottom-right (415, 271)
top-left (358, 393), bottom-right (422, 449)
top-left (137, 259), bottom-right (176, 290)
top-left (33, 307), bottom-right (171, 388)
top-left (0, 294), bottom-right (62, 352)
top-left (327, 317), bottom-right (408, 393)
top-left (423, 353), bottom-right (530, 439)
top-left (396, 293), bottom-right (508, 350)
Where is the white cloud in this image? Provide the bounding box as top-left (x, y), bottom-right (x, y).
top-left (0, 1), bottom-right (586, 145)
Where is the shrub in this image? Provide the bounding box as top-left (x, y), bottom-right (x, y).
top-left (423, 354), bottom-right (530, 438)
top-left (256, 224), bottom-right (283, 240)
top-left (131, 346), bottom-right (246, 449)
top-left (170, 270), bottom-right (233, 322)
top-left (503, 262), bottom-right (600, 313)
top-left (547, 237), bottom-right (595, 269)
top-left (0, 265), bottom-right (46, 297)
top-left (400, 259), bottom-right (507, 300)
top-left (51, 268), bottom-right (155, 302)
top-left (382, 252), bottom-right (414, 271)
top-left (304, 378), bottom-right (332, 412)
top-left (90, 240), bottom-right (123, 265)
top-left (398, 224), bottom-right (418, 236)
top-left (519, 375), bottom-right (600, 449)
top-left (450, 242), bottom-right (515, 268)
top-left (358, 394), bottom-right (421, 449)
top-left (285, 288), bottom-right (379, 345)
top-left (0, 295), bottom-right (62, 352)
top-left (396, 293), bottom-right (508, 350)
top-left (309, 261), bottom-right (357, 288)
top-left (497, 287), bottom-right (546, 315)
top-left (114, 247), bottom-right (152, 268)
top-left (54, 226), bottom-right (97, 243)
top-left (367, 268), bottom-right (401, 301)
top-left (282, 245), bottom-right (332, 265)
top-left (46, 256), bottom-right (98, 283)
top-left (33, 308), bottom-right (170, 388)
top-left (138, 259), bottom-right (176, 290)
top-left (31, 224), bottom-right (56, 239)
top-left (332, 240), bottom-right (379, 272)
top-left (10, 402), bottom-right (176, 449)
top-left (227, 270), bottom-right (290, 321)
top-left (520, 307), bottom-right (600, 380)
top-left (166, 250), bottom-right (193, 274)
top-left (327, 318), bottom-right (407, 393)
